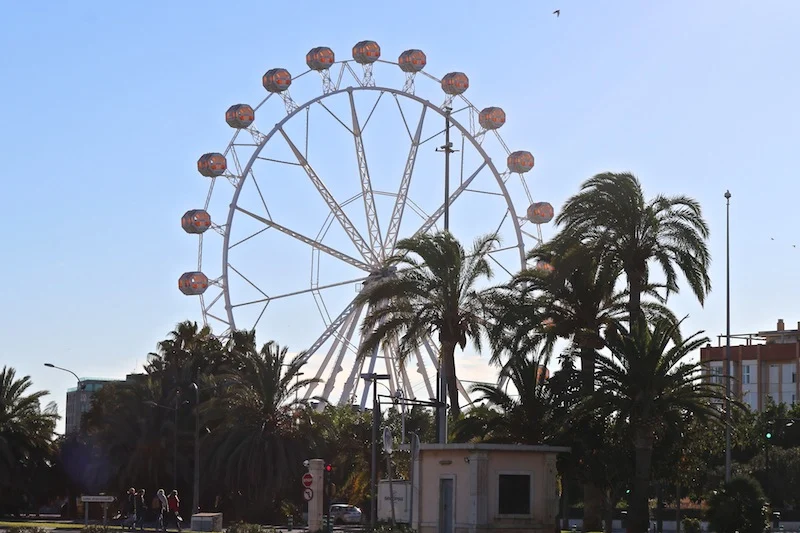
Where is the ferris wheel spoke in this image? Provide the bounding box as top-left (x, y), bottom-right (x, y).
top-left (360, 91), bottom-right (384, 132)
top-left (314, 101), bottom-right (355, 135)
top-left (202, 290), bottom-right (225, 314)
top-left (385, 105), bottom-right (427, 253)
top-left (236, 206), bottom-right (372, 272)
top-left (230, 276), bottom-right (368, 311)
top-left (277, 127), bottom-right (376, 264)
top-left (391, 94), bottom-right (413, 141)
top-left (413, 160), bottom-right (488, 237)
top-left (413, 345), bottom-right (435, 399)
top-left (310, 303), bottom-right (364, 402)
top-left (228, 263), bottom-right (269, 299)
top-left (347, 89), bottom-right (384, 260)
top-left (300, 296), bottom-right (361, 365)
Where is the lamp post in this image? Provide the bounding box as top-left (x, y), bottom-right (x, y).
top-left (44, 363), bottom-right (86, 434)
top-left (434, 107), bottom-right (457, 445)
top-left (191, 382), bottom-right (200, 515)
top-left (724, 190), bottom-right (732, 484)
top-left (361, 372), bottom-right (390, 528)
top-left (44, 363), bottom-right (83, 388)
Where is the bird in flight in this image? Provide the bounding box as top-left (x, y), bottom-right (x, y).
top-left (553, 9), bottom-right (560, 16)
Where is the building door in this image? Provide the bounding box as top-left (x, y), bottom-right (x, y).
top-left (439, 478), bottom-right (454, 533)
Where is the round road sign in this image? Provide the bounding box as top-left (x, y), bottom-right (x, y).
top-left (302, 473), bottom-right (313, 488)
top-left (303, 488), bottom-right (313, 501)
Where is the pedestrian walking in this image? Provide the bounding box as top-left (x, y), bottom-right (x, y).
top-left (167, 490), bottom-right (182, 532)
top-left (134, 489), bottom-right (146, 531)
top-left (156, 489), bottom-right (169, 532)
top-left (123, 488), bottom-right (136, 530)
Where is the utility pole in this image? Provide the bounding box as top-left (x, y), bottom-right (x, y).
top-left (174, 389), bottom-right (179, 489)
top-left (361, 373), bottom-right (389, 528)
top-left (435, 106), bottom-right (457, 445)
top-left (191, 383), bottom-right (200, 514)
top-left (724, 190), bottom-right (732, 483)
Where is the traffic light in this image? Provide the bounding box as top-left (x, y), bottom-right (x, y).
top-left (325, 463), bottom-right (332, 473)
top-left (766, 431), bottom-right (772, 440)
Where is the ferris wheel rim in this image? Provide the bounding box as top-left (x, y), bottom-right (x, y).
top-left (211, 83), bottom-right (529, 334)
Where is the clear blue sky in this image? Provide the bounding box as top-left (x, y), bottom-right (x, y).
top-left (3, 0), bottom-right (799, 432)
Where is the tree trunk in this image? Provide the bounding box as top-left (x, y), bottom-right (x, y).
top-left (583, 483), bottom-right (604, 532)
top-left (561, 472), bottom-right (570, 531)
top-left (579, 346), bottom-right (596, 394)
top-left (604, 489), bottom-right (615, 533)
top-left (441, 340), bottom-right (460, 415)
top-left (628, 428), bottom-right (654, 533)
top-left (656, 481), bottom-right (663, 533)
top-left (627, 269), bottom-right (644, 331)
top-left (579, 346), bottom-right (603, 531)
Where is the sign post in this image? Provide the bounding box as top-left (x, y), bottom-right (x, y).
top-left (383, 427), bottom-right (397, 526)
top-left (306, 459), bottom-right (324, 532)
top-left (81, 496), bottom-right (115, 526)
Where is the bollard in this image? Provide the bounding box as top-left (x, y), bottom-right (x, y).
top-left (287, 515), bottom-right (293, 532)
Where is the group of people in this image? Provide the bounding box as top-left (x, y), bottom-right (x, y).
top-left (119, 487), bottom-right (182, 532)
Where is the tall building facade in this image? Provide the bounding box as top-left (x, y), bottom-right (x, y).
top-left (700, 319), bottom-right (800, 412)
top-left (65, 378), bottom-right (118, 435)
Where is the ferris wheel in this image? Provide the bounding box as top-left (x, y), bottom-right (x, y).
top-left (178, 41), bottom-right (554, 409)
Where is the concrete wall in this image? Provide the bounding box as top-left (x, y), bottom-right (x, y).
top-left (412, 445), bottom-right (561, 533)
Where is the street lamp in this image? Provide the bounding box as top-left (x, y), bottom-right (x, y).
top-left (361, 372), bottom-right (390, 528)
top-left (44, 363), bottom-right (87, 434)
top-left (724, 190), bottom-right (732, 484)
top-left (190, 382), bottom-right (200, 516)
top-left (44, 363), bottom-right (84, 389)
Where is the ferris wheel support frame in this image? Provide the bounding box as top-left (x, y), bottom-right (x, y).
top-left (216, 83), bottom-right (528, 407)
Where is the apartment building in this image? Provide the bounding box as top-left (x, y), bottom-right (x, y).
top-left (65, 378), bottom-right (118, 434)
top-left (700, 319), bottom-right (800, 412)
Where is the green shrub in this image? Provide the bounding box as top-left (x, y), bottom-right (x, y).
top-left (226, 522), bottom-right (265, 533)
top-left (682, 517), bottom-right (702, 533)
top-left (706, 475), bottom-right (770, 533)
top-left (83, 526), bottom-right (109, 533)
top-left (367, 524), bottom-right (416, 533)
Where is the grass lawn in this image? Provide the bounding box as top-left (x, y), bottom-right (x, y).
top-left (0, 522), bottom-right (196, 532)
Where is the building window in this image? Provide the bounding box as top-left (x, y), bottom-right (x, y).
top-left (793, 371), bottom-right (797, 384)
top-left (498, 474), bottom-right (531, 515)
top-left (742, 366), bottom-right (751, 385)
top-left (711, 366), bottom-right (723, 385)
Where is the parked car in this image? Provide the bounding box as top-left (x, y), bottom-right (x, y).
top-left (329, 504), bottom-right (362, 524)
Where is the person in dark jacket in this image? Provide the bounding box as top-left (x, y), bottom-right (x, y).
top-left (134, 489), bottom-right (146, 531)
top-left (123, 488), bottom-right (136, 530)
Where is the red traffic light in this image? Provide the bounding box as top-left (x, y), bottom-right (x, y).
top-left (325, 463), bottom-right (332, 472)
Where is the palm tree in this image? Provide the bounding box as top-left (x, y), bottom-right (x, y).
top-left (489, 239), bottom-right (680, 530)
top-left (555, 172), bottom-right (711, 325)
top-left (356, 232), bottom-right (498, 415)
top-left (586, 318), bottom-right (727, 533)
top-left (202, 340), bottom-right (319, 521)
top-left (0, 367), bottom-right (58, 512)
top-left (82, 376), bottom-right (176, 491)
top-left (146, 321), bottom-right (226, 385)
top-left (453, 354), bottom-right (568, 445)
